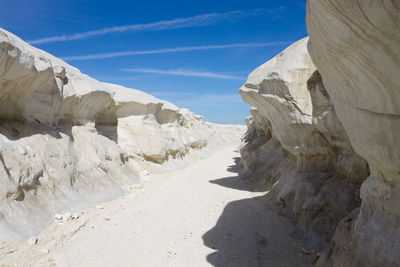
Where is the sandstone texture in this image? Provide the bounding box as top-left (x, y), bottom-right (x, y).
top-left (0, 28), bottom-right (244, 241)
top-left (240, 1), bottom-right (400, 266)
top-left (307, 1), bottom-right (400, 266)
top-left (239, 38), bottom-right (369, 250)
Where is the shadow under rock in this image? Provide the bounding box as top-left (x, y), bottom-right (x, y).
top-left (202, 194), bottom-right (311, 267)
top-left (0, 120), bottom-right (67, 141)
top-left (209, 157), bottom-right (267, 193)
top-left (209, 176), bottom-right (269, 193)
top-left (203, 156), bottom-right (312, 267)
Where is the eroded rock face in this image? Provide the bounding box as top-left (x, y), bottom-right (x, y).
top-left (239, 38), bottom-right (368, 249)
top-left (307, 1), bottom-right (400, 265)
top-left (0, 28), bottom-right (244, 240)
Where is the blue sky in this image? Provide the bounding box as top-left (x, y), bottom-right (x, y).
top-left (1, 0), bottom-right (307, 124)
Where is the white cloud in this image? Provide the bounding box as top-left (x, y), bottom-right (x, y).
top-left (61, 42), bottom-right (290, 61)
top-left (121, 68), bottom-right (245, 80)
top-left (28, 9), bottom-right (263, 45)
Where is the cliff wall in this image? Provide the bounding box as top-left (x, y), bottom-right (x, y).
top-left (0, 28), bottom-right (244, 240)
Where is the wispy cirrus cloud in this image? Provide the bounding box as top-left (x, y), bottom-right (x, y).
top-left (28, 9), bottom-right (263, 45)
top-left (122, 68), bottom-right (245, 80)
top-left (266, 5), bottom-right (287, 19)
top-left (61, 42), bottom-right (290, 61)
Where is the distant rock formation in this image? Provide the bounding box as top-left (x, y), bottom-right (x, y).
top-left (0, 28), bottom-right (244, 240)
top-left (240, 1), bottom-right (400, 266)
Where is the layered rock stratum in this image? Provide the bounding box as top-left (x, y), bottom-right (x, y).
top-left (240, 1), bottom-right (400, 266)
top-left (0, 28), bottom-right (244, 241)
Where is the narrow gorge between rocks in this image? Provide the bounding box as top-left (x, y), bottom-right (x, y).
top-left (1, 1), bottom-right (400, 267)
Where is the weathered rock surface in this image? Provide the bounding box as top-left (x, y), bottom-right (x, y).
top-left (0, 28), bottom-right (244, 240)
top-left (240, 1), bottom-right (400, 265)
top-left (239, 38), bottom-right (369, 250)
top-left (307, 1), bottom-right (400, 266)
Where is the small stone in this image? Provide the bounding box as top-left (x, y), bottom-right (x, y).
top-left (27, 237), bottom-right (38, 245)
top-left (95, 205), bottom-right (104, 209)
top-left (71, 213), bottom-right (79, 219)
top-left (105, 217), bottom-right (111, 221)
top-left (54, 214), bottom-right (63, 220)
top-left (64, 212), bottom-right (72, 220)
top-left (167, 250), bottom-right (176, 257)
top-left (133, 184), bottom-right (143, 189)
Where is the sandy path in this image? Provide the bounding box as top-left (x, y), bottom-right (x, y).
top-left (1, 147), bottom-right (311, 267)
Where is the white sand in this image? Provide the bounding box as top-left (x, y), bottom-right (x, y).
top-left (0, 147), bottom-right (311, 266)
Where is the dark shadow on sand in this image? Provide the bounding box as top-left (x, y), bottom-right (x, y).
top-left (202, 195), bottom-right (272, 267)
top-left (203, 156), bottom-right (312, 267)
top-left (208, 157), bottom-right (268, 193)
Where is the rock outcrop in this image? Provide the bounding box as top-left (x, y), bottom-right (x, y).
top-left (0, 28), bottom-right (244, 241)
top-left (240, 1), bottom-right (400, 266)
top-left (239, 38), bottom-right (369, 250)
top-left (307, 1), bottom-right (400, 266)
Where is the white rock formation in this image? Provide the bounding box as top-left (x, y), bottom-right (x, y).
top-left (239, 38), bottom-right (368, 249)
top-left (240, 2), bottom-right (400, 265)
top-left (0, 28), bottom-right (244, 240)
top-left (307, 1), bottom-right (400, 266)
